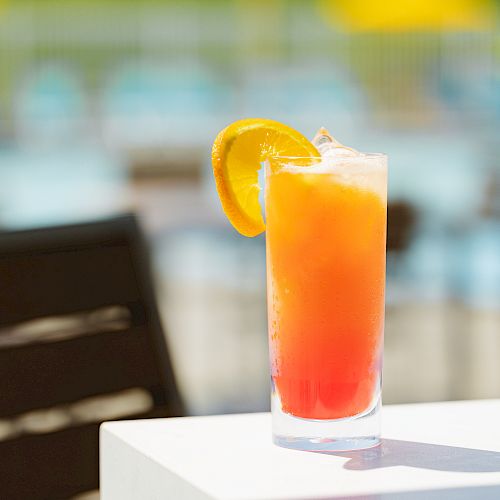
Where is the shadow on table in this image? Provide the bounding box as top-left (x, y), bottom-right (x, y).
top-left (327, 484), bottom-right (500, 499)
top-left (310, 440), bottom-right (500, 499)
top-left (328, 439), bottom-right (500, 473)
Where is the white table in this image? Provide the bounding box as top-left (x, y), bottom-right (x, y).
top-left (100, 400), bottom-right (500, 499)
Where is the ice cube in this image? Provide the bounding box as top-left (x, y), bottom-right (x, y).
top-left (312, 127), bottom-right (360, 158)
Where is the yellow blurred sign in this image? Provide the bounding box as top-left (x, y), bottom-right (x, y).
top-left (318, 0), bottom-right (495, 32)
top-left (0, 0), bottom-right (7, 16)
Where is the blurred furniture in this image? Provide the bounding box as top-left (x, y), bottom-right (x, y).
top-left (387, 201), bottom-right (416, 253)
top-left (101, 401), bottom-right (500, 500)
top-left (0, 147), bottom-right (128, 231)
top-left (14, 64), bottom-right (86, 147)
top-left (101, 63), bottom-right (229, 152)
top-left (0, 214), bottom-right (184, 500)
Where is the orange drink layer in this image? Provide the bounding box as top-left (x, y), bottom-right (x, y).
top-left (266, 157), bottom-right (387, 420)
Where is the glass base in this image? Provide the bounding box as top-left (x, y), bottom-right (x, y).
top-left (273, 434), bottom-right (380, 452)
top-left (271, 391), bottom-right (381, 452)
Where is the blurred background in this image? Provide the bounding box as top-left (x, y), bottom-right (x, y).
top-left (0, 0), bottom-right (499, 426)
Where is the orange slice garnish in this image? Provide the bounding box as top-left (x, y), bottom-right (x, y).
top-left (212, 118), bottom-right (319, 237)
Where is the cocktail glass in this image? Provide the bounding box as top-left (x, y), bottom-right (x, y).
top-left (265, 152), bottom-right (387, 452)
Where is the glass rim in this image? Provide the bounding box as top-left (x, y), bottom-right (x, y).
top-left (268, 152), bottom-right (387, 161)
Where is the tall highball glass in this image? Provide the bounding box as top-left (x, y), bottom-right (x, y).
top-left (265, 153), bottom-right (387, 452)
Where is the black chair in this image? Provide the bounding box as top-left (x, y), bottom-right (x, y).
top-left (0, 214), bottom-right (184, 499)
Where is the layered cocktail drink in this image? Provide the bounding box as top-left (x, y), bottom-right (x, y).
top-left (266, 133), bottom-right (387, 450)
top-left (212, 120), bottom-right (387, 451)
